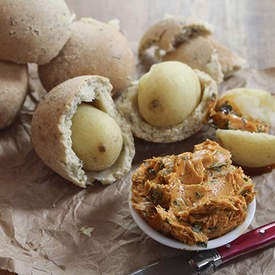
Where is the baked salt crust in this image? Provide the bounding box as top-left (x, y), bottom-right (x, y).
top-left (139, 16), bottom-right (246, 82)
top-left (117, 70), bottom-right (217, 143)
top-left (163, 36), bottom-right (223, 83)
top-left (39, 17), bottom-right (136, 95)
top-left (31, 76), bottom-right (135, 188)
top-left (0, 61), bottom-right (28, 129)
top-left (0, 0), bottom-right (72, 65)
top-left (138, 16), bottom-right (213, 57)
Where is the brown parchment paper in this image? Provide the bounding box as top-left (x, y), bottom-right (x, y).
top-left (0, 66), bottom-right (274, 275)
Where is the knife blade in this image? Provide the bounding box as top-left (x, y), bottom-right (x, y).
top-left (129, 221), bottom-right (275, 275)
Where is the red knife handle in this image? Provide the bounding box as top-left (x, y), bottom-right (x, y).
top-left (217, 221), bottom-right (275, 263)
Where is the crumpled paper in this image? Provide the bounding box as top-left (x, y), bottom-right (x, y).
top-left (0, 66), bottom-right (274, 275)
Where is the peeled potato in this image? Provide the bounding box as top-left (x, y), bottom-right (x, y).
top-left (219, 88), bottom-right (275, 125)
top-left (216, 129), bottom-right (275, 167)
top-left (137, 61), bottom-right (201, 127)
top-left (71, 104), bottom-right (123, 171)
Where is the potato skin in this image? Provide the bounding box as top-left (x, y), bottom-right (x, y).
top-left (0, 61), bottom-right (28, 129)
top-left (0, 0), bottom-right (72, 64)
top-left (39, 18), bottom-right (136, 95)
top-left (216, 129), bottom-right (275, 167)
top-left (137, 62), bottom-right (201, 127)
top-left (71, 104), bottom-right (123, 171)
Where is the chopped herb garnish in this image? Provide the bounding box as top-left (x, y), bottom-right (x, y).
top-left (220, 104), bottom-right (233, 115)
top-left (224, 120), bottom-right (230, 129)
top-left (192, 224), bottom-right (202, 233)
top-left (196, 242), bottom-right (207, 248)
top-left (146, 167), bottom-right (157, 178)
top-left (241, 117), bottom-right (247, 125)
top-left (173, 200), bottom-right (179, 206)
top-left (209, 164), bottom-right (227, 172)
top-left (164, 219), bottom-right (170, 224)
top-left (195, 192), bottom-right (203, 199)
top-left (243, 177), bottom-right (248, 182)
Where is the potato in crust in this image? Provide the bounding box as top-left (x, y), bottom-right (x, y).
top-left (117, 69), bottom-right (217, 143)
top-left (39, 18), bottom-right (136, 96)
top-left (31, 76), bottom-right (135, 188)
top-left (0, 61), bottom-right (28, 129)
top-left (216, 129), bottom-right (275, 168)
top-left (138, 16), bottom-right (213, 57)
top-left (0, 0), bottom-right (72, 65)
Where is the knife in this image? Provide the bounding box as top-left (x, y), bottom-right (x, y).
top-left (129, 221), bottom-right (275, 275)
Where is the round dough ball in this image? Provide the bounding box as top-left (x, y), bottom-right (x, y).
top-left (0, 0), bottom-right (72, 64)
top-left (39, 18), bottom-right (136, 95)
top-left (71, 104), bottom-right (123, 171)
top-left (0, 61), bottom-right (28, 129)
top-left (137, 61), bottom-right (201, 127)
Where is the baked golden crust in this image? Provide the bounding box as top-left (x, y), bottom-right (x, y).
top-left (117, 70), bottom-right (217, 143)
top-left (0, 0), bottom-right (72, 64)
top-left (39, 18), bottom-right (136, 95)
top-left (0, 61), bottom-right (28, 129)
top-left (31, 76), bottom-right (135, 188)
top-left (138, 16), bottom-right (213, 56)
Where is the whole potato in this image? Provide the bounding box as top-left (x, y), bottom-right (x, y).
top-left (0, 0), bottom-right (72, 65)
top-left (0, 61), bottom-right (28, 129)
top-left (216, 129), bottom-right (275, 167)
top-left (39, 18), bottom-right (135, 95)
top-left (137, 61), bottom-right (201, 127)
top-left (71, 104), bottom-right (123, 171)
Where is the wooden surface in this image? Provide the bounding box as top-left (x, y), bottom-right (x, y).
top-left (0, 0), bottom-right (274, 274)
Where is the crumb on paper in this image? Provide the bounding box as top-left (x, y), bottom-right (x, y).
top-left (80, 226), bottom-right (95, 237)
top-left (108, 18), bottom-right (120, 31)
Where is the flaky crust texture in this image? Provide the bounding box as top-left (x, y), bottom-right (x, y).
top-left (0, 61), bottom-right (28, 129)
top-left (38, 18), bottom-right (136, 95)
top-left (138, 16), bottom-right (213, 56)
top-left (116, 70), bottom-right (217, 143)
top-left (31, 76), bottom-right (135, 188)
top-left (0, 0), bottom-right (72, 64)
top-left (208, 39), bottom-right (247, 78)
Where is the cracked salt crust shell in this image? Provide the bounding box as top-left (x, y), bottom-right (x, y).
top-left (0, 61), bottom-right (28, 129)
top-left (31, 76), bottom-right (135, 188)
top-left (138, 16), bottom-right (213, 56)
top-left (139, 16), bottom-right (246, 82)
top-left (0, 0), bottom-right (73, 64)
top-left (163, 36), bottom-right (223, 83)
top-left (117, 70), bottom-right (217, 143)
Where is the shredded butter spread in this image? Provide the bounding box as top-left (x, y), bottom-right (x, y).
top-left (131, 140), bottom-right (255, 247)
top-left (210, 98), bottom-right (269, 133)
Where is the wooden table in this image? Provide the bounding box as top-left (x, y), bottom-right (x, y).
top-left (1, 0), bottom-right (274, 274)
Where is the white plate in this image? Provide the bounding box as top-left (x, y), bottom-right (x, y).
top-left (129, 196), bottom-right (256, 251)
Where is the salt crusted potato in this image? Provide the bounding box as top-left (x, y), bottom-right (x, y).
top-left (138, 16), bottom-right (213, 57)
top-left (31, 76), bottom-right (135, 188)
top-left (0, 61), bottom-right (28, 129)
top-left (117, 62), bottom-right (217, 143)
top-left (39, 18), bottom-right (136, 96)
top-left (139, 16), bottom-right (246, 82)
top-left (216, 129), bottom-right (275, 167)
top-left (218, 88), bottom-right (275, 126)
top-left (0, 0), bottom-right (72, 65)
